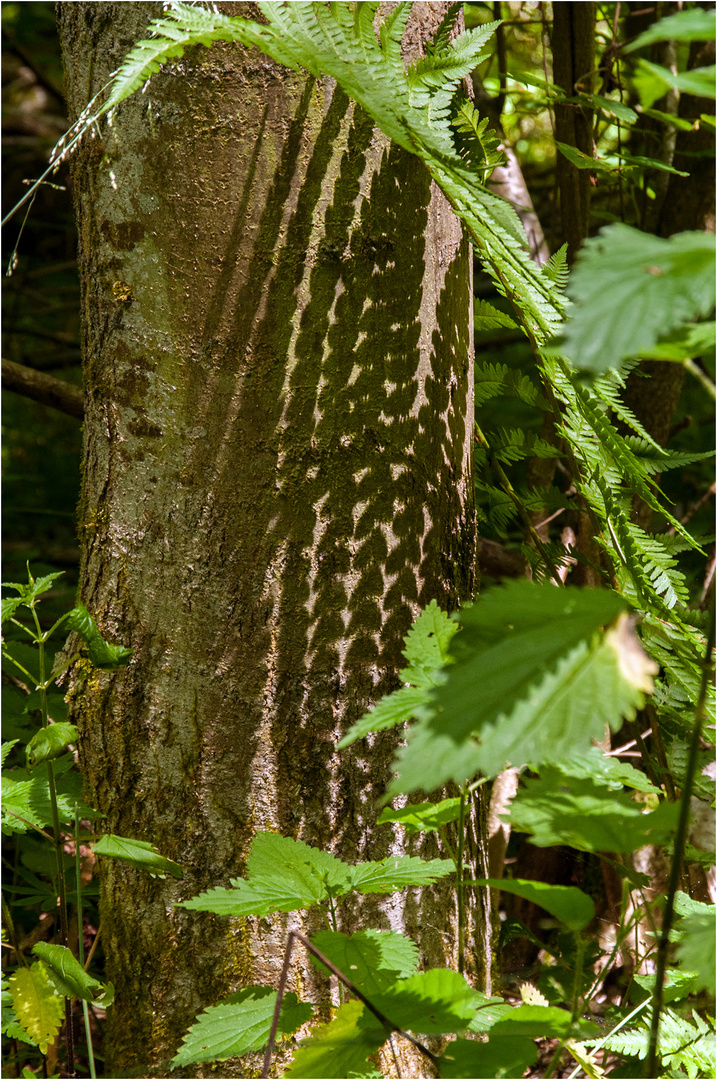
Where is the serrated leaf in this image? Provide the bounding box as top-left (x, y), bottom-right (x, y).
top-left (172, 986), bottom-right (311, 1067)
top-left (309, 929), bottom-right (418, 995)
top-left (26, 724), bottom-right (78, 769)
top-left (623, 7), bottom-right (717, 52)
top-left (2, 571), bottom-right (64, 607)
top-left (32, 943), bottom-right (110, 1005)
top-left (439, 1034), bottom-right (537, 1079)
top-left (7, 964), bottom-right (64, 1054)
top-left (246, 831), bottom-right (352, 893)
top-left (377, 797), bottom-right (462, 834)
top-left (675, 912), bottom-right (716, 993)
top-left (400, 599), bottom-right (459, 685)
top-left (2, 756), bottom-right (95, 834)
top-left (474, 300), bottom-right (519, 331)
top-left (473, 879), bottom-right (595, 932)
top-left (1, 596), bottom-right (24, 624)
top-left (370, 968), bottom-right (490, 1035)
top-left (93, 834), bottom-right (182, 878)
top-left (554, 225), bottom-right (716, 372)
top-left (554, 746), bottom-right (662, 794)
top-left (284, 999), bottom-right (387, 1079)
top-left (347, 854), bottom-right (455, 894)
top-left (180, 875), bottom-right (325, 918)
top-left (507, 768), bottom-right (680, 852)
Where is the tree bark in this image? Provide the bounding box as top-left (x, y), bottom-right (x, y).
top-left (58, 3), bottom-right (486, 1075)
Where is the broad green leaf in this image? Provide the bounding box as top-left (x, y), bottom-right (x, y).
top-left (377, 797), bottom-right (462, 834)
top-left (556, 142), bottom-right (619, 171)
top-left (2, 755), bottom-right (95, 834)
top-left (66, 603), bottom-right (133, 669)
top-left (390, 582), bottom-right (631, 790)
top-left (32, 943), bottom-right (112, 1006)
top-left (370, 968), bottom-right (491, 1035)
top-left (172, 986), bottom-right (311, 1066)
top-left (179, 876), bottom-right (326, 918)
top-left (507, 768), bottom-right (680, 852)
top-left (309, 929), bottom-right (418, 995)
top-left (675, 912), bottom-right (716, 993)
top-left (576, 93), bottom-right (637, 124)
top-left (632, 59), bottom-right (717, 108)
top-left (491, 1004), bottom-right (597, 1039)
top-left (25, 724), bottom-right (78, 769)
top-left (475, 300), bottom-right (519, 331)
top-left (439, 1034), bottom-right (537, 1079)
top-left (347, 854), bottom-right (455, 894)
top-left (643, 106), bottom-right (696, 131)
top-left (93, 834), bottom-right (182, 878)
top-left (245, 831), bottom-right (353, 895)
top-left (472, 879), bottom-right (595, 932)
top-left (400, 599), bottom-right (459, 684)
top-left (555, 225), bottom-right (716, 372)
top-left (337, 686), bottom-right (429, 748)
top-left (284, 999), bottom-right (387, 1080)
top-left (554, 746), bottom-right (661, 794)
top-left (638, 320), bottom-right (716, 362)
top-left (7, 964), bottom-right (64, 1054)
top-left (623, 8), bottom-right (717, 52)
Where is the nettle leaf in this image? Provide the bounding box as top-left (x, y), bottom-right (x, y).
top-left (554, 224), bottom-right (716, 372)
top-left (439, 1034), bottom-right (537, 1079)
top-left (284, 998), bottom-right (387, 1080)
top-left (2, 755), bottom-right (95, 834)
top-left (245, 831), bottom-right (352, 894)
top-left (347, 854), bottom-right (455, 894)
top-left (473, 879), bottom-right (595, 932)
top-left (93, 834), bottom-right (182, 879)
top-left (390, 582), bottom-right (639, 791)
top-left (1, 596), bottom-right (24, 624)
top-left (623, 7), bottom-right (717, 52)
top-left (371, 968), bottom-right (491, 1035)
top-left (2, 571), bottom-right (64, 609)
top-left (172, 986), bottom-right (311, 1067)
top-left (377, 796), bottom-right (462, 834)
top-left (66, 603), bottom-right (133, 670)
top-left (507, 768), bottom-right (680, 853)
top-left (309, 929), bottom-right (418, 995)
top-left (32, 943), bottom-right (112, 1006)
top-left (7, 964), bottom-right (64, 1054)
top-left (25, 724), bottom-right (78, 769)
top-left (338, 601), bottom-right (457, 748)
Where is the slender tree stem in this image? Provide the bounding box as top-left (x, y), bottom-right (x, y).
top-left (645, 598), bottom-right (715, 1078)
top-left (456, 790), bottom-right (466, 976)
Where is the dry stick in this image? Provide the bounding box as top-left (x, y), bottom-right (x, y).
top-left (260, 929), bottom-right (441, 1080)
top-left (645, 596), bottom-right (715, 1079)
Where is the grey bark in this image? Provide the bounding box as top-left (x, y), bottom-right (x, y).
top-left (58, 3), bottom-right (487, 1076)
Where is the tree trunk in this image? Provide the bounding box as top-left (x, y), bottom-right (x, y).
top-left (58, 3), bottom-right (486, 1075)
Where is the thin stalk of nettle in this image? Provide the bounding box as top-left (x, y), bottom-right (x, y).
top-left (1, 893), bottom-right (28, 969)
top-left (646, 594), bottom-right (715, 1080)
top-left (474, 422), bottom-right (564, 586)
top-left (30, 596), bottom-right (75, 1077)
top-left (456, 790), bottom-right (466, 976)
top-left (75, 807), bottom-right (97, 1080)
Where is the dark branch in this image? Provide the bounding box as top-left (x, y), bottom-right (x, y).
top-left (2, 358), bottom-right (84, 419)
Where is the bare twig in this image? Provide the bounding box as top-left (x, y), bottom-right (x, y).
top-left (2, 357), bottom-right (83, 419)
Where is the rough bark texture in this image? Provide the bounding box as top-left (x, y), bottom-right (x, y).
top-left (58, 3), bottom-right (487, 1076)
top-left (552, 2), bottom-right (595, 262)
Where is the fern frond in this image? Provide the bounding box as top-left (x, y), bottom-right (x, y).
top-left (593, 368), bottom-right (663, 448)
top-left (622, 437), bottom-right (715, 475)
top-left (541, 243), bottom-right (569, 291)
top-left (474, 300), bottom-right (519, 332)
top-left (491, 428), bottom-right (559, 464)
top-left (475, 361), bottom-right (546, 408)
top-left (451, 97), bottom-right (506, 179)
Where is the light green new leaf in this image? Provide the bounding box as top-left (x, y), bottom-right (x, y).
top-left (439, 1034), bottom-right (537, 1079)
top-left (93, 834), bottom-right (182, 879)
top-left (371, 968), bottom-right (491, 1035)
top-left (472, 879), bottom-right (595, 932)
top-left (347, 854), bottom-right (455, 894)
top-left (632, 59), bottom-right (717, 108)
top-left (32, 943), bottom-right (111, 1006)
top-left (377, 797), bottom-right (462, 834)
top-left (7, 964), bottom-right (64, 1054)
top-left (675, 912), bottom-right (716, 993)
top-left (66, 603), bottom-right (133, 670)
top-left (284, 999), bottom-right (387, 1080)
top-left (172, 986), bottom-right (311, 1066)
top-left (1, 977), bottom-right (36, 1044)
top-left (2, 571), bottom-right (64, 608)
top-left (507, 768), bottom-right (680, 852)
top-left (246, 831), bottom-right (353, 894)
top-left (555, 225), bottom-right (715, 372)
top-left (623, 8), bottom-right (717, 52)
top-left (26, 724), bottom-right (78, 769)
top-left (309, 929), bottom-right (418, 995)
top-left (337, 686), bottom-right (430, 748)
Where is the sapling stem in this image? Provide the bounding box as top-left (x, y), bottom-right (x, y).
top-left (456, 789), bottom-right (466, 976)
top-left (75, 808), bottom-right (96, 1079)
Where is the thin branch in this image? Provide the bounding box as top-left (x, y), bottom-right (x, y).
top-left (2, 358), bottom-right (84, 419)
